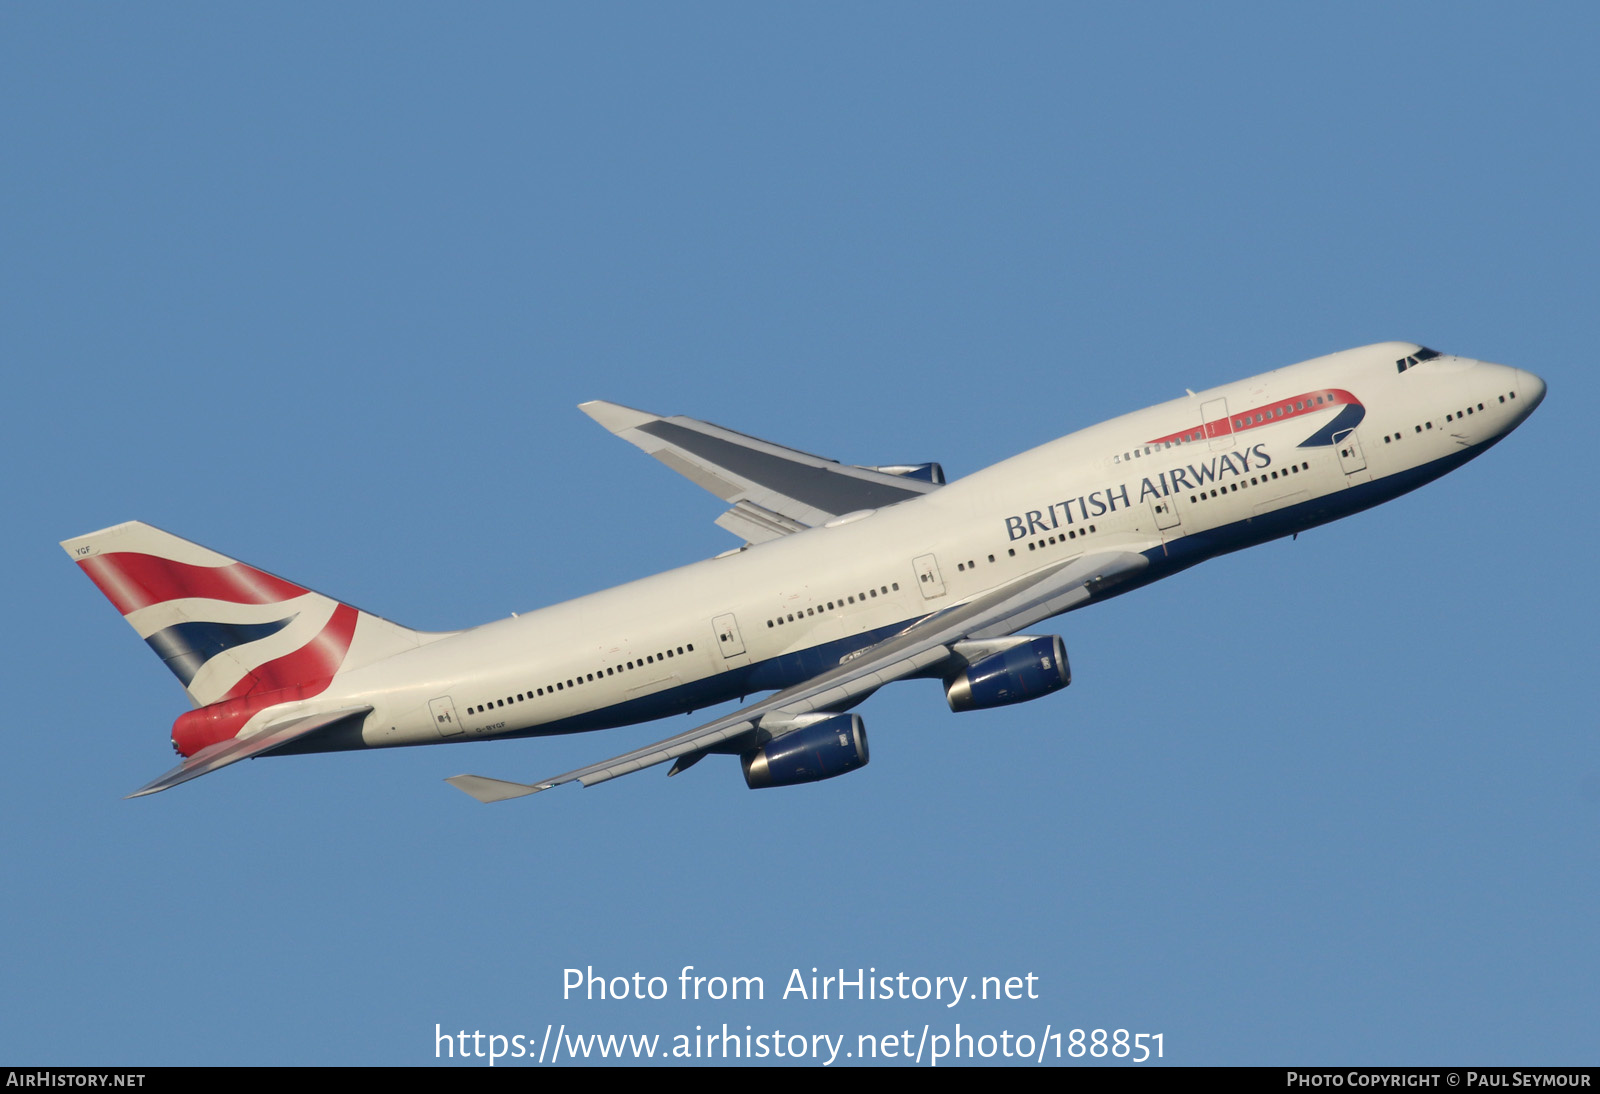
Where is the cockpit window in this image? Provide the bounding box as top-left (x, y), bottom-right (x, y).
top-left (1396, 346), bottom-right (1443, 373)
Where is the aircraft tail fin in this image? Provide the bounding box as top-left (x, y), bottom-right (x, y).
top-left (62, 521), bottom-right (434, 709)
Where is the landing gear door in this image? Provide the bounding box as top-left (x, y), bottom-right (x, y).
top-left (914, 554), bottom-right (947, 599)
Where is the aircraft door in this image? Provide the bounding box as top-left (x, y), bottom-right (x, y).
top-left (429, 696), bottom-right (464, 738)
top-left (913, 554), bottom-right (947, 599)
top-left (1334, 429), bottom-right (1367, 475)
top-left (1150, 493), bottom-right (1181, 531)
top-left (1202, 398), bottom-right (1234, 450)
top-left (713, 613), bottom-right (750, 667)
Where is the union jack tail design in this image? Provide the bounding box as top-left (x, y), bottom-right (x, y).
top-left (62, 521), bottom-right (426, 711)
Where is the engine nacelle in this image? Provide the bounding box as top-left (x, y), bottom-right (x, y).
top-left (741, 714), bottom-right (869, 789)
top-left (857, 462), bottom-right (946, 485)
top-left (945, 635), bottom-right (1070, 712)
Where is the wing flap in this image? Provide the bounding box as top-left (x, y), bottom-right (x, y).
top-left (574, 721), bottom-right (759, 787)
top-left (713, 501), bottom-right (809, 545)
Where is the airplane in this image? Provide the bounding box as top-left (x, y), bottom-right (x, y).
top-left (62, 342), bottom-right (1545, 802)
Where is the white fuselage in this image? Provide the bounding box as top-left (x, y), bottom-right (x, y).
top-left (307, 343), bottom-right (1543, 754)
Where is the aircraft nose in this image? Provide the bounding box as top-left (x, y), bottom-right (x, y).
top-left (1518, 370), bottom-right (1547, 411)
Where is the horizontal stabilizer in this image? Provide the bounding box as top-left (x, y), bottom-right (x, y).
top-left (127, 705), bottom-right (372, 798)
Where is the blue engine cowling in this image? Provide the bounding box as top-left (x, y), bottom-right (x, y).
top-left (741, 714), bottom-right (869, 789)
top-left (944, 636), bottom-right (1070, 712)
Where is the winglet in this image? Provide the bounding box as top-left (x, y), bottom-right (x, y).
top-left (444, 774), bottom-right (547, 803)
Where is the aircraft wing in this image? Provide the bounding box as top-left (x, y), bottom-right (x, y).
top-left (127, 705), bottom-right (373, 798)
top-left (579, 400), bottom-right (944, 543)
top-left (444, 549), bottom-right (1148, 803)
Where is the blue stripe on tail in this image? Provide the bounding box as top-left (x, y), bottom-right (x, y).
top-left (144, 617), bottom-right (297, 686)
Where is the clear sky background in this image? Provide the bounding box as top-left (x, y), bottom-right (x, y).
top-left (3, 3), bottom-right (1593, 1067)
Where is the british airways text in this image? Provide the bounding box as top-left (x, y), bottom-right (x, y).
top-left (1005, 443), bottom-right (1273, 540)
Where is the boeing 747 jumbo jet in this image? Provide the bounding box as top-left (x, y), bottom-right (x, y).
top-left (63, 342), bottom-right (1544, 802)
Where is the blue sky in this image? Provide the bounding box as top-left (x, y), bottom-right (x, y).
top-left (3, 3), bottom-right (1594, 1066)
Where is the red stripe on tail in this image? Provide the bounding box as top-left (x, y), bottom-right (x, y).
top-left (79, 552), bottom-right (307, 615)
top-left (220, 604), bottom-right (359, 702)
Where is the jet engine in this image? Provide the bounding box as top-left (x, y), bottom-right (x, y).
top-left (858, 462), bottom-right (946, 484)
top-left (741, 713), bottom-right (869, 789)
top-left (944, 635), bottom-right (1070, 712)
